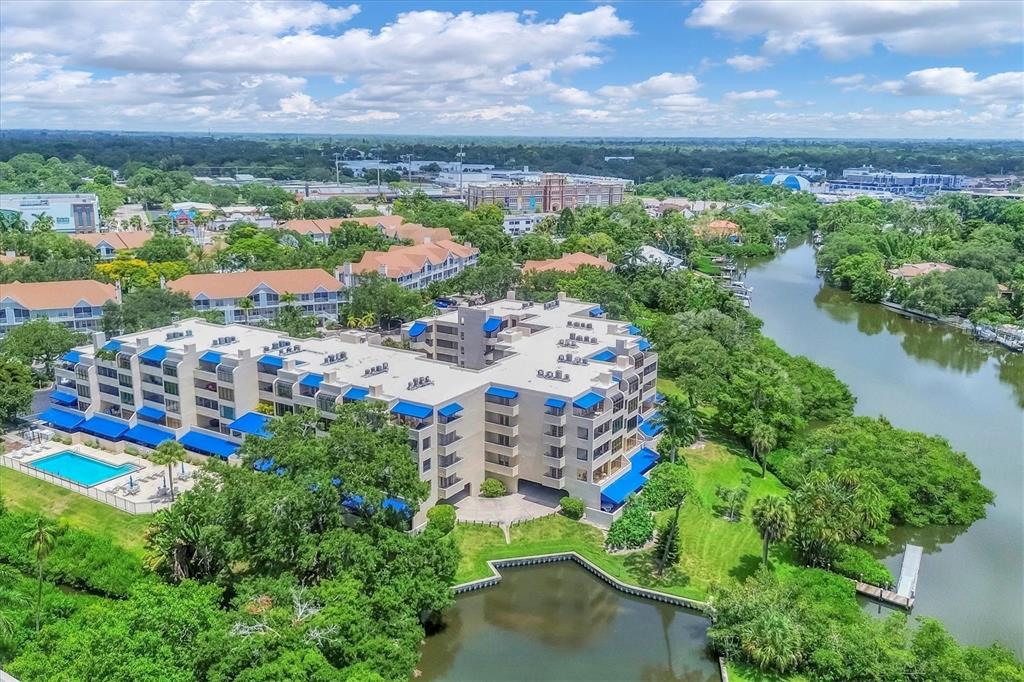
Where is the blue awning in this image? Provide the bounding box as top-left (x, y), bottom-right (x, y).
top-left (180, 430), bottom-right (239, 459)
top-left (79, 415), bottom-right (129, 440)
top-left (300, 373), bottom-right (323, 389)
top-left (229, 412), bottom-right (272, 439)
top-left (486, 386), bottom-right (518, 400)
top-left (630, 447), bottom-right (659, 475)
top-left (601, 469), bottom-right (648, 507)
top-left (544, 397), bottom-right (567, 409)
top-left (199, 350), bottom-right (222, 364)
top-left (589, 306), bottom-right (605, 317)
top-left (438, 402), bottom-right (463, 418)
top-left (482, 316), bottom-right (502, 333)
top-left (62, 350), bottom-right (81, 363)
top-left (139, 345), bottom-right (168, 363)
top-left (253, 457), bottom-right (275, 472)
top-left (258, 355), bottom-right (284, 368)
top-left (343, 386), bottom-right (369, 401)
top-left (137, 405), bottom-right (166, 421)
top-left (38, 407), bottom-right (84, 431)
top-left (123, 423), bottom-right (174, 448)
top-left (590, 349), bottom-right (616, 362)
top-left (391, 401), bottom-right (432, 420)
top-left (383, 497), bottom-right (411, 516)
top-left (573, 391), bottom-right (604, 410)
top-left (639, 411), bottom-right (664, 439)
top-left (408, 321), bottom-right (428, 338)
top-left (655, 392), bottom-right (666, 404)
top-left (50, 391), bottom-right (78, 406)
top-left (628, 324), bottom-right (642, 335)
top-left (639, 339), bottom-right (652, 351)
top-left (102, 340), bottom-right (122, 352)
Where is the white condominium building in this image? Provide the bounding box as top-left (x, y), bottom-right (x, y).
top-left (0, 279), bottom-right (119, 336)
top-left (167, 269), bottom-right (343, 324)
top-left (42, 295), bottom-right (663, 525)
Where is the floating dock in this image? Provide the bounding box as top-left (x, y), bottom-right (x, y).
top-left (856, 544), bottom-right (922, 610)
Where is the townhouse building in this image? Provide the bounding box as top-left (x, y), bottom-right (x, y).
top-left (167, 269), bottom-right (343, 324)
top-left (0, 280), bottom-right (118, 336)
top-left (71, 231), bottom-right (153, 260)
top-left (337, 240), bottom-right (479, 291)
top-left (282, 216), bottom-right (414, 245)
top-left (40, 295), bottom-right (662, 525)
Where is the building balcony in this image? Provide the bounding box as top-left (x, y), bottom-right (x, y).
top-left (484, 401), bottom-right (519, 418)
top-left (438, 455), bottom-right (463, 477)
top-left (542, 472), bottom-right (566, 490)
top-left (438, 435), bottom-right (462, 456)
top-left (484, 421), bottom-right (518, 438)
top-left (543, 451), bottom-right (566, 467)
top-left (485, 460), bottom-right (519, 478)
top-left (483, 439), bottom-right (518, 457)
top-left (543, 411), bottom-right (567, 426)
top-left (438, 477), bottom-right (465, 498)
top-left (543, 432), bottom-right (567, 448)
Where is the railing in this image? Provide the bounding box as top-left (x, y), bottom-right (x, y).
top-left (0, 457), bottom-right (164, 515)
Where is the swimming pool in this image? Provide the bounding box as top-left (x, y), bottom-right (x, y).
top-left (29, 451), bottom-right (138, 487)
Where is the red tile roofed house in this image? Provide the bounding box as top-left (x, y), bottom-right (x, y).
top-left (282, 215), bottom-right (429, 245)
top-left (71, 231), bottom-right (153, 260)
top-left (522, 252), bottom-right (614, 274)
top-left (337, 240), bottom-right (479, 290)
top-left (886, 262), bottom-right (957, 282)
top-left (0, 279), bottom-right (119, 336)
top-left (696, 219), bottom-right (741, 241)
top-left (167, 269), bottom-right (343, 324)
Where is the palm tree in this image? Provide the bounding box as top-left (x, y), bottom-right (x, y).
top-left (280, 291), bottom-right (298, 305)
top-left (654, 395), bottom-right (700, 463)
top-left (22, 516), bottom-right (56, 631)
top-left (346, 313), bottom-right (360, 328)
top-left (358, 312), bottom-right (375, 329)
top-left (750, 422), bottom-right (777, 478)
top-left (30, 213), bottom-right (54, 232)
top-left (739, 608), bottom-right (802, 673)
top-left (150, 441), bottom-right (187, 501)
top-left (751, 495), bottom-right (793, 568)
top-left (237, 297), bottom-right (255, 324)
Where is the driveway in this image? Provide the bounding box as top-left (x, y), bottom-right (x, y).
top-left (454, 480), bottom-right (564, 525)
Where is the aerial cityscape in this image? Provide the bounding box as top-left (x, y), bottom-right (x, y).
top-left (0, 1), bottom-right (1021, 681)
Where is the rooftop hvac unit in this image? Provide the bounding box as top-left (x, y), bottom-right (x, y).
top-left (537, 369), bottom-right (545, 377)
top-left (545, 371), bottom-right (554, 378)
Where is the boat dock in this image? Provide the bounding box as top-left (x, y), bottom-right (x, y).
top-left (855, 544), bottom-right (922, 610)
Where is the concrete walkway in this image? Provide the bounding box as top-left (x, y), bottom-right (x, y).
top-left (454, 483), bottom-right (562, 525)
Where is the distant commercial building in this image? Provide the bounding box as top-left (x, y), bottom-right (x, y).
top-left (71, 231), bottom-right (153, 260)
top-left (0, 193), bottom-right (100, 233)
top-left (467, 174), bottom-right (626, 212)
top-left (167, 269), bottom-right (343, 324)
top-left (503, 212), bottom-right (554, 237)
top-left (760, 174), bottom-right (812, 191)
top-left (764, 165), bottom-right (826, 182)
top-left (209, 206), bottom-right (274, 230)
top-left (829, 166), bottom-right (964, 195)
top-left (0, 280), bottom-right (119, 335)
top-left (338, 240), bottom-right (480, 291)
top-left (522, 252), bottom-right (614, 275)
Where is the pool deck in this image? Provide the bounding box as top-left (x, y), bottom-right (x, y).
top-left (1, 441), bottom-right (200, 514)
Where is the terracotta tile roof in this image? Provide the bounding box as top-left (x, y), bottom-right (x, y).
top-left (697, 219), bottom-right (741, 238)
top-left (522, 252), bottom-right (614, 274)
top-left (282, 215), bottom-right (408, 236)
top-left (350, 240), bottom-right (479, 278)
top-left (168, 268), bottom-right (342, 299)
top-left (382, 223), bottom-right (452, 244)
top-left (71, 231), bottom-right (153, 250)
top-left (886, 262), bottom-right (956, 279)
top-left (0, 253), bottom-right (28, 265)
top-left (0, 280), bottom-right (117, 309)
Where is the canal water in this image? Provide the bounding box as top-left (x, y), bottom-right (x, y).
top-left (745, 241), bottom-right (1024, 654)
top-left (417, 562), bottom-right (719, 681)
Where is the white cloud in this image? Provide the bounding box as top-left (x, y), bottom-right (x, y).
top-left (725, 54), bottom-right (770, 72)
top-left (551, 87), bottom-right (600, 106)
top-left (879, 67), bottom-right (1024, 103)
top-left (342, 110), bottom-right (400, 123)
top-left (598, 72), bottom-right (700, 100)
top-left (277, 92), bottom-right (326, 117)
top-left (725, 89), bottom-right (781, 102)
top-left (687, 1), bottom-right (1022, 58)
top-left (436, 104), bottom-right (534, 122)
top-left (830, 74), bottom-right (865, 86)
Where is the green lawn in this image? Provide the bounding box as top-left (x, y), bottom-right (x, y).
top-left (0, 466), bottom-right (152, 554)
top-left (455, 438), bottom-right (798, 601)
top-left (727, 662), bottom-right (807, 682)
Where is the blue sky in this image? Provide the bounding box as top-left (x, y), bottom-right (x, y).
top-left (1, 1), bottom-right (1021, 138)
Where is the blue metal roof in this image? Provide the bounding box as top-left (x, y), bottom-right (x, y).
top-left (408, 321), bottom-right (428, 338)
top-left (544, 397), bottom-right (567, 409)
top-left (79, 415), bottom-right (129, 440)
top-left (38, 407), bottom-right (84, 431)
top-left (50, 391), bottom-right (78, 406)
top-left (486, 386), bottom-right (518, 400)
top-left (199, 350), bottom-right (222, 364)
top-left (258, 355), bottom-right (284, 368)
top-left (137, 405), bottom-right (165, 422)
top-left (180, 430), bottom-right (239, 459)
top-left (630, 447), bottom-right (659, 475)
top-left (482, 316), bottom-right (502, 333)
top-left (391, 401), bottom-right (433, 420)
top-left (589, 306), bottom-right (605, 317)
top-left (300, 373), bottom-right (323, 389)
top-left (438, 402), bottom-right (463, 418)
top-left (123, 423), bottom-right (174, 448)
top-left (62, 350), bottom-right (81, 363)
top-left (102, 340), bottom-right (123, 352)
top-left (639, 339), bottom-right (652, 351)
top-left (601, 469), bottom-right (648, 507)
top-left (229, 412), bottom-right (272, 439)
top-left (343, 386), bottom-right (368, 401)
top-left (573, 391), bottom-right (604, 410)
top-left (590, 349), bottom-right (617, 362)
top-left (139, 345), bottom-right (168, 363)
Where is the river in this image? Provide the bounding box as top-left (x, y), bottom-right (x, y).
top-left (417, 562), bottom-right (719, 681)
top-left (745, 241), bottom-right (1024, 654)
